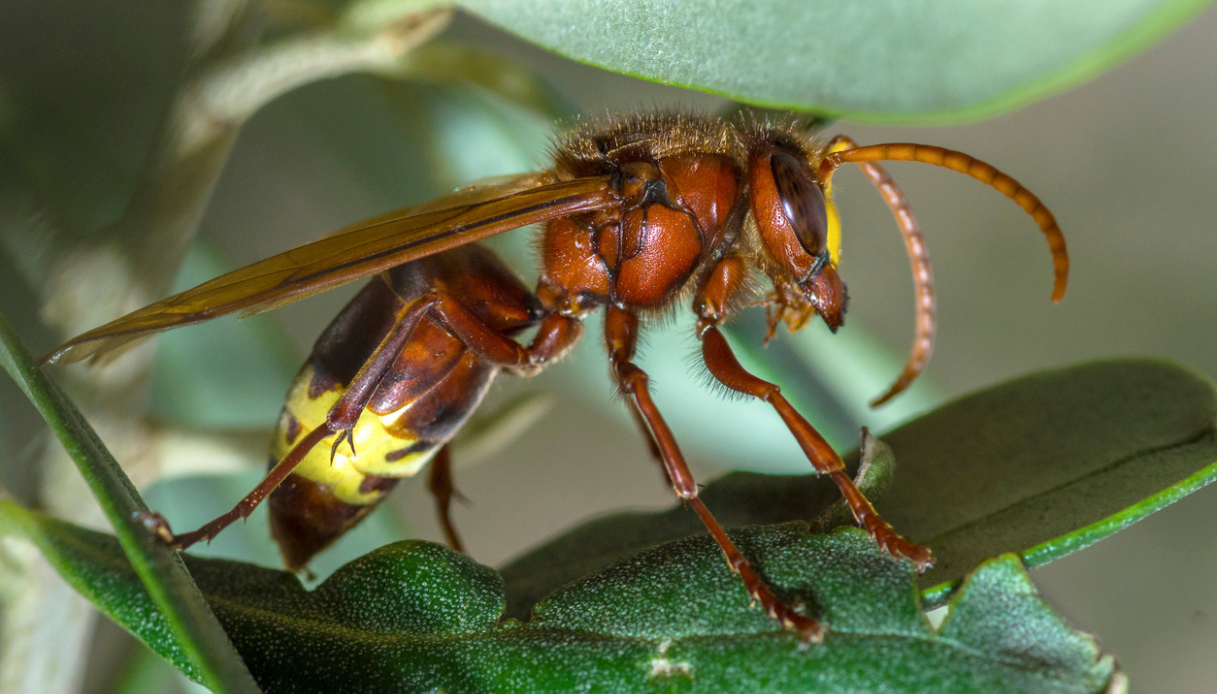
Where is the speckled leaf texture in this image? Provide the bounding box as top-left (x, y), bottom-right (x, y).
top-left (0, 505), bottom-right (1118, 694)
top-left (7, 306), bottom-right (1210, 692)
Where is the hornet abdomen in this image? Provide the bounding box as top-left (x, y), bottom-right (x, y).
top-left (268, 244), bottom-right (539, 569)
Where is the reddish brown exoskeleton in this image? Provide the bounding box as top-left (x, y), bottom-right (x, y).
top-left (264, 245), bottom-right (540, 569)
top-left (44, 111), bottom-right (1068, 640)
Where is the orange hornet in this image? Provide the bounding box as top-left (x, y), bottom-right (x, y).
top-left (45, 112), bottom-right (1068, 641)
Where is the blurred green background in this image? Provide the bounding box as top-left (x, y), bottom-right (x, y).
top-left (2, 2), bottom-right (1216, 692)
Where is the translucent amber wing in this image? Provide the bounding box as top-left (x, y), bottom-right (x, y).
top-left (45, 174), bottom-right (616, 364)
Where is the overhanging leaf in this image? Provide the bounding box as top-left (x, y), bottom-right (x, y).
top-left (0, 502), bottom-right (1120, 693)
top-left (501, 359), bottom-right (1217, 612)
top-left (458, 0), bottom-right (1212, 123)
top-left (0, 313), bottom-right (260, 694)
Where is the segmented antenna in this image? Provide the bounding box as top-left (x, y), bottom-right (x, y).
top-left (820, 143), bottom-right (1069, 303)
top-left (817, 141), bottom-right (1069, 406)
top-left (823, 136), bottom-right (936, 408)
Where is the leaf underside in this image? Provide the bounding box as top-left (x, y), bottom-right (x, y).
top-left (459, 0), bottom-right (1213, 122)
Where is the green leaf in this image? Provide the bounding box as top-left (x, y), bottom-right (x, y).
top-left (2, 502), bottom-right (1119, 693)
top-left (883, 359), bottom-right (1217, 606)
top-left (501, 359), bottom-right (1217, 613)
top-left (0, 313), bottom-right (260, 694)
top-left (458, 0), bottom-right (1212, 122)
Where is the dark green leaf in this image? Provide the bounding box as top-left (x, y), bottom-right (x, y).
top-left (881, 359), bottom-right (1217, 606)
top-left (1, 501), bottom-right (1119, 693)
top-left (501, 359), bottom-right (1217, 612)
top-left (458, 0), bottom-right (1212, 122)
top-left (0, 313), bottom-right (260, 694)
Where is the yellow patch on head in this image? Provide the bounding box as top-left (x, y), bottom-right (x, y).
top-left (824, 196), bottom-right (842, 266)
top-left (820, 139), bottom-right (852, 267)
